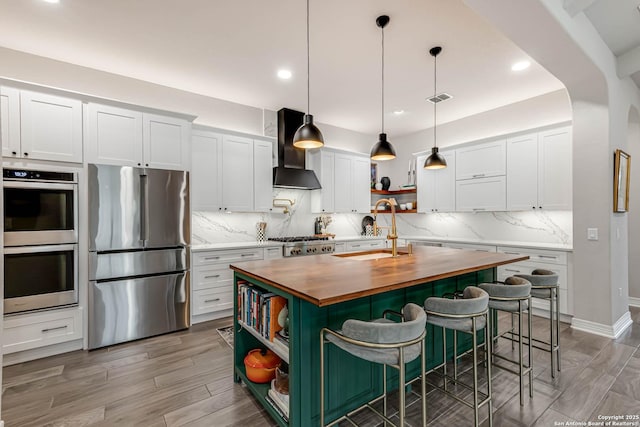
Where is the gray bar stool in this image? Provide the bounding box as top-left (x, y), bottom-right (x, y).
top-left (515, 269), bottom-right (561, 378)
top-left (479, 277), bottom-right (533, 406)
top-left (320, 303), bottom-right (427, 427)
top-left (424, 286), bottom-right (492, 427)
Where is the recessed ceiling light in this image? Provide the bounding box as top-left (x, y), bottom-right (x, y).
top-left (392, 110), bottom-right (405, 115)
top-left (511, 60), bottom-right (531, 71)
top-left (277, 69), bottom-right (292, 80)
top-left (41, 0), bottom-right (60, 3)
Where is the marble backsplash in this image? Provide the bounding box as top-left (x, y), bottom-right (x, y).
top-left (192, 189), bottom-right (573, 246)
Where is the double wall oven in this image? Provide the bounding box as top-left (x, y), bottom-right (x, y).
top-left (3, 168), bottom-right (79, 314)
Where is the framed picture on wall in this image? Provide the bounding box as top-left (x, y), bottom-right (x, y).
top-left (614, 149), bottom-right (631, 212)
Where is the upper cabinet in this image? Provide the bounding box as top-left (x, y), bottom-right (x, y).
top-left (309, 148), bottom-right (370, 214)
top-left (455, 139), bottom-right (507, 212)
top-left (455, 139), bottom-right (506, 180)
top-left (1, 87), bottom-right (83, 163)
top-left (416, 150), bottom-right (456, 213)
top-left (506, 126), bottom-right (572, 211)
top-left (85, 103), bottom-right (191, 170)
top-left (191, 128), bottom-right (273, 213)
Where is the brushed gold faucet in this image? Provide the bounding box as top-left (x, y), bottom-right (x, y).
top-left (373, 198), bottom-right (398, 257)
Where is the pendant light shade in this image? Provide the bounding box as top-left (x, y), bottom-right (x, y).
top-left (424, 46), bottom-right (447, 169)
top-left (371, 133), bottom-right (396, 160)
top-left (293, 0), bottom-right (324, 149)
top-left (293, 114), bottom-right (324, 149)
top-left (370, 15), bottom-right (396, 161)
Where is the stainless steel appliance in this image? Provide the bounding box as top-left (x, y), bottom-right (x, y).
top-left (3, 168), bottom-right (77, 246)
top-left (88, 164), bottom-right (190, 349)
top-left (3, 168), bottom-right (79, 314)
top-left (268, 236), bottom-right (335, 257)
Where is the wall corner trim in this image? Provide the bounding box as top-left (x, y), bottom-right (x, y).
top-left (570, 311), bottom-right (633, 339)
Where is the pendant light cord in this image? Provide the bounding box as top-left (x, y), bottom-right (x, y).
top-left (433, 53), bottom-right (437, 149)
top-left (381, 24), bottom-right (385, 133)
top-left (306, 0), bottom-right (310, 114)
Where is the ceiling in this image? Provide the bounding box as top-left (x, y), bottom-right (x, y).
top-left (0, 0), bottom-right (567, 136)
top-left (579, 0), bottom-right (640, 87)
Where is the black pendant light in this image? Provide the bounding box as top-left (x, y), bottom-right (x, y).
top-left (424, 46), bottom-right (447, 169)
top-left (370, 15), bottom-right (396, 161)
top-left (293, 0), bottom-right (324, 149)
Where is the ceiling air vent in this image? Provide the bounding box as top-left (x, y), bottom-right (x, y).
top-left (426, 93), bottom-right (453, 104)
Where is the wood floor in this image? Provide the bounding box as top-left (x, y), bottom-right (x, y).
top-left (2, 308), bottom-right (639, 427)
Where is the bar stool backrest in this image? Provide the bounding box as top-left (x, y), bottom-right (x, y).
top-left (515, 269), bottom-right (558, 287)
top-left (341, 303), bottom-right (426, 344)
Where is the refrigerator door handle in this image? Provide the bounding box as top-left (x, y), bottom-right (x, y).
top-left (140, 174), bottom-right (150, 244)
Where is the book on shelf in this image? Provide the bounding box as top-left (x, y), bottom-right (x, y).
top-left (265, 394), bottom-right (289, 422)
top-left (267, 379), bottom-right (289, 419)
top-left (237, 282), bottom-right (288, 343)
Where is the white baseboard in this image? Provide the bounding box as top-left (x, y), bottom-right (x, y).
top-left (571, 311), bottom-right (633, 339)
top-left (2, 339), bottom-right (82, 366)
top-left (529, 306), bottom-right (572, 324)
top-left (629, 296), bottom-right (640, 308)
top-left (0, 420), bottom-right (4, 427)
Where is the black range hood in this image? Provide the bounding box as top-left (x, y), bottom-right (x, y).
top-left (273, 108), bottom-right (322, 190)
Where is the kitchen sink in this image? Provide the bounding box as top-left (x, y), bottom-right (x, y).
top-left (333, 248), bottom-right (411, 261)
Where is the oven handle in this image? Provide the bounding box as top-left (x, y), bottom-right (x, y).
top-left (4, 243), bottom-right (77, 254)
top-left (3, 181), bottom-right (76, 191)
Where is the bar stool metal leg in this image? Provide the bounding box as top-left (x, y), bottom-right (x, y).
top-left (556, 288), bottom-right (561, 372)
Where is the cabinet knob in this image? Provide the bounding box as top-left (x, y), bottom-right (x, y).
top-left (532, 206), bottom-right (536, 209)
top-left (145, 163), bottom-right (149, 167)
top-left (539, 206), bottom-right (542, 209)
top-left (23, 152), bottom-right (28, 157)
top-left (138, 163), bottom-right (141, 166)
top-left (224, 207), bottom-right (227, 211)
top-left (11, 151), bottom-right (16, 156)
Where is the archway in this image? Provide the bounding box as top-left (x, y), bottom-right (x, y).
top-left (627, 106), bottom-right (640, 307)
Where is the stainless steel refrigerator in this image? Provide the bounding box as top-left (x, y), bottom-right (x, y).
top-left (88, 164), bottom-right (190, 349)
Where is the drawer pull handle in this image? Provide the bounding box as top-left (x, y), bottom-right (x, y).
top-left (351, 244), bottom-right (361, 248)
top-left (42, 326), bottom-right (68, 333)
top-left (204, 274), bottom-right (220, 279)
top-left (504, 252), bottom-right (520, 255)
top-left (204, 256), bottom-right (220, 260)
top-left (505, 268), bottom-right (520, 272)
top-left (472, 208), bottom-right (486, 211)
top-left (204, 298), bottom-right (221, 303)
top-left (538, 255), bottom-right (557, 259)
top-left (472, 174), bottom-right (485, 178)
top-left (240, 254), bottom-right (254, 257)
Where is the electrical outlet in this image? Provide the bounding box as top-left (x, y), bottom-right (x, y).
top-left (587, 228), bottom-right (599, 241)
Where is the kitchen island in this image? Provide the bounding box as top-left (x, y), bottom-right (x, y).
top-left (230, 245), bottom-right (528, 426)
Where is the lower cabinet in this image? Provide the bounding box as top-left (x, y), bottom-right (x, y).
top-left (496, 246), bottom-right (571, 315)
top-left (3, 307), bottom-right (82, 354)
top-left (191, 246), bottom-right (282, 323)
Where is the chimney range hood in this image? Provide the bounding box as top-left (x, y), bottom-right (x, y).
top-left (273, 108), bottom-right (322, 190)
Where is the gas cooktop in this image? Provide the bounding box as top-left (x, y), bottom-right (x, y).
top-left (268, 236), bottom-right (329, 243)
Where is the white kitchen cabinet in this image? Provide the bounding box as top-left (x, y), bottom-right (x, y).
top-left (86, 104), bottom-right (190, 170)
top-left (253, 139), bottom-right (274, 212)
top-left (334, 152), bottom-right (371, 213)
top-left (455, 139), bottom-right (506, 180)
top-left (1, 86), bottom-right (20, 158)
top-left (3, 307), bottom-right (82, 354)
top-left (506, 127), bottom-right (572, 211)
top-left (221, 135), bottom-right (254, 212)
top-left (264, 246), bottom-right (283, 260)
top-left (417, 150), bottom-right (456, 213)
top-left (496, 246), bottom-right (571, 315)
top-left (85, 103), bottom-right (144, 167)
top-left (142, 113), bottom-right (191, 170)
top-left (538, 127), bottom-right (572, 210)
top-left (191, 130), bottom-right (222, 211)
top-left (506, 132), bottom-right (539, 210)
top-left (309, 148), bottom-right (369, 213)
top-left (3, 90), bottom-right (83, 163)
top-left (455, 176), bottom-right (506, 212)
top-left (308, 149), bottom-right (335, 213)
top-left (191, 247), bottom-right (264, 323)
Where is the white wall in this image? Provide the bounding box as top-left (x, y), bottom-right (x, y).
top-left (464, 0), bottom-right (640, 333)
top-left (376, 89), bottom-right (572, 188)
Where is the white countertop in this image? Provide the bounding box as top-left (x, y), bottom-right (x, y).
top-left (191, 235), bottom-right (572, 252)
top-left (400, 235), bottom-right (573, 251)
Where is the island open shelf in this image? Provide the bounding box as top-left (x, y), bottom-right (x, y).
top-left (231, 246), bottom-right (528, 426)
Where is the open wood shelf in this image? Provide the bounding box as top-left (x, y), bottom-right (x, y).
top-left (371, 188), bottom-right (416, 195)
top-left (238, 319), bottom-right (289, 362)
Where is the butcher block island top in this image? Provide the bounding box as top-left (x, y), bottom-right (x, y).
top-left (230, 245), bottom-right (529, 307)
